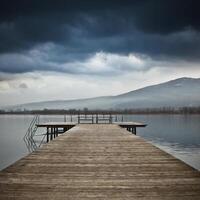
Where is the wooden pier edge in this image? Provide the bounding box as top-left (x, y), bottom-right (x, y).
top-left (0, 124), bottom-right (200, 199)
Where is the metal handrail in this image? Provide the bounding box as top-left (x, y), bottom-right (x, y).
top-left (23, 115), bottom-right (40, 152)
top-left (77, 114), bottom-right (113, 124)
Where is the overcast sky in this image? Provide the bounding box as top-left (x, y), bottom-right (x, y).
top-left (0, 0), bottom-right (200, 106)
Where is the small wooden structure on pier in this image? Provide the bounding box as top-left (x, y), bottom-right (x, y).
top-left (36, 121), bottom-right (146, 143)
top-left (23, 114), bottom-right (147, 152)
top-left (0, 124), bottom-right (200, 199)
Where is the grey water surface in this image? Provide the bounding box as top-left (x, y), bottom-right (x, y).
top-left (0, 114), bottom-right (200, 170)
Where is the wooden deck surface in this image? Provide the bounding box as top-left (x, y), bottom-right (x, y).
top-left (0, 124), bottom-right (200, 199)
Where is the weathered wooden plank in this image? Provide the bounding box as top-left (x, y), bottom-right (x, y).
top-left (0, 124), bottom-right (200, 199)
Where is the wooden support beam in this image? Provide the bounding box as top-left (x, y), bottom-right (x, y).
top-left (50, 127), bottom-right (53, 140)
top-left (96, 114), bottom-right (98, 124)
top-left (78, 114), bottom-right (80, 124)
top-left (46, 127), bottom-right (49, 143)
top-left (53, 127), bottom-right (54, 138)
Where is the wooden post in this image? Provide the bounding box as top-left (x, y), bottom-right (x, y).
top-left (96, 114), bottom-right (98, 124)
top-left (50, 127), bottom-right (53, 140)
top-left (78, 114), bottom-right (80, 124)
top-left (134, 127), bottom-right (136, 135)
top-left (109, 114), bottom-right (112, 124)
top-left (55, 127), bottom-right (58, 137)
top-left (47, 127), bottom-right (49, 143)
top-left (54, 127), bottom-right (56, 138)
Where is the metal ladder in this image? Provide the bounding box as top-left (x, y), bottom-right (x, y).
top-left (23, 115), bottom-right (43, 152)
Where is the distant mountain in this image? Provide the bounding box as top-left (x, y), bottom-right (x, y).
top-left (114, 77), bottom-right (200, 108)
top-left (6, 77), bottom-right (200, 110)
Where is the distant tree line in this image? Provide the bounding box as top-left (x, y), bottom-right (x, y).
top-left (1, 106), bottom-right (200, 115)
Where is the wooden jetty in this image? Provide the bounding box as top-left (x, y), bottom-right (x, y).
top-left (0, 124), bottom-right (200, 199)
top-left (36, 121), bottom-right (146, 143)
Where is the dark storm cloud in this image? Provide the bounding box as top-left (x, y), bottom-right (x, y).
top-left (0, 0), bottom-right (200, 73)
top-left (1, 0), bottom-right (200, 32)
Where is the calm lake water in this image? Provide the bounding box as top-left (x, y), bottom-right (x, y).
top-left (0, 114), bottom-right (200, 170)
